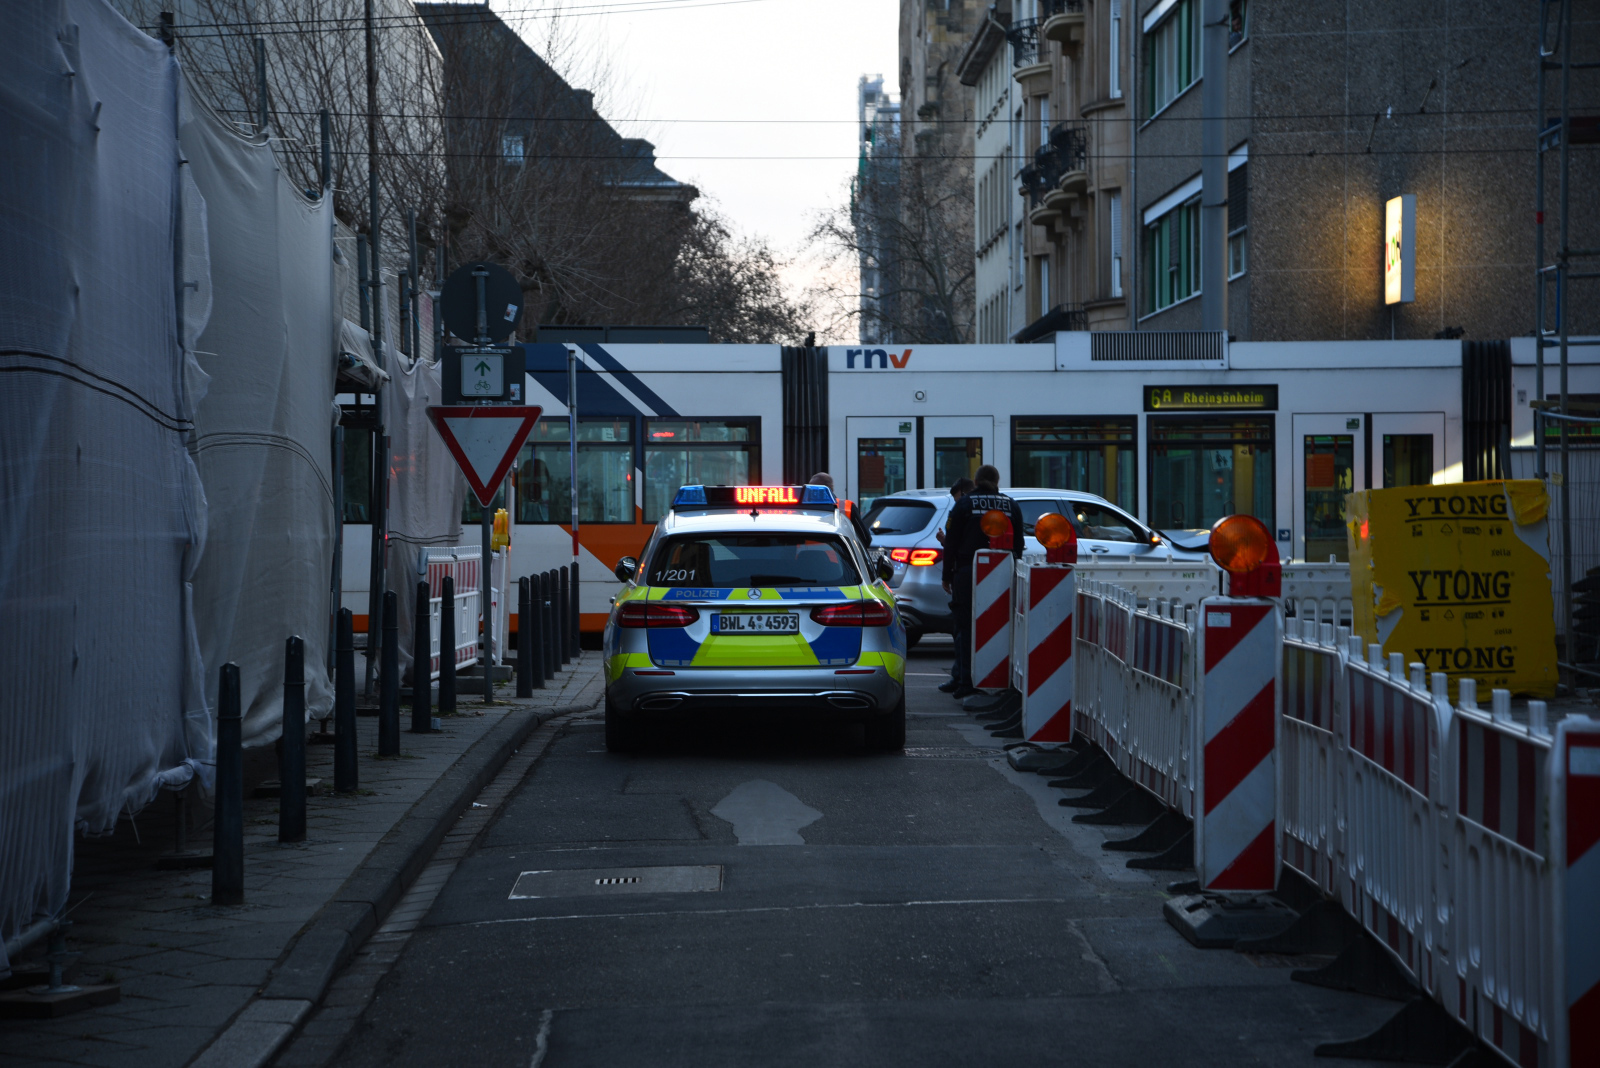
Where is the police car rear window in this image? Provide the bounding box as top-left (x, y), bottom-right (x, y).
top-left (647, 535), bottom-right (860, 588)
top-left (862, 499), bottom-right (937, 535)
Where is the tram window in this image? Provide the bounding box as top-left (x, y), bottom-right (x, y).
top-left (1012, 417), bottom-right (1137, 513)
top-left (857, 438), bottom-right (907, 511)
top-left (643, 418), bottom-right (760, 521)
top-left (1383, 434), bottom-right (1433, 488)
top-left (342, 429), bottom-right (372, 523)
top-left (1304, 435), bottom-right (1353, 563)
top-left (1148, 417), bottom-right (1273, 531)
top-left (933, 437), bottom-right (983, 488)
top-left (515, 418), bottom-right (635, 524)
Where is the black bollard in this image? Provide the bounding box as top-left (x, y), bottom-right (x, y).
top-left (517, 577), bottom-right (533, 697)
top-left (379, 590), bottom-right (400, 755)
top-left (570, 561), bottom-right (581, 656)
top-left (213, 663), bottom-right (244, 905)
top-left (411, 580), bottom-right (432, 732)
top-left (335, 609), bottom-right (357, 792)
top-left (439, 575), bottom-right (457, 716)
top-left (543, 571), bottom-right (559, 677)
top-left (527, 574), bottom-right (546, 690)
top-left (558, 567), bottom-right (572, 665)
top-left (280, 636), bottom-right (307, 844)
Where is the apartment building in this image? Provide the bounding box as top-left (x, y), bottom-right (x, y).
top-left (956, 5), bottom-right (1026, 344)
top-left (989, 0), bottom-right (1594, 343)
top-left (856, 75), bottom-right (903, 345)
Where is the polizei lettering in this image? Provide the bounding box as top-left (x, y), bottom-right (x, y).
top-left (1413, 645), bottom-right (1515, 673)
top-left (1405, 569), bottom-right (1512, 603)
top-left (1402, 492), bottom-right (1508, 519)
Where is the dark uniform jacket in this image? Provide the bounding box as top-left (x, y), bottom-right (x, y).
top-left (941, 491), bottom-right (1025, 591)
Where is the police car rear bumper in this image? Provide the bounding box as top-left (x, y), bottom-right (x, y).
top-left (611, 666), bottom-right (902, 716)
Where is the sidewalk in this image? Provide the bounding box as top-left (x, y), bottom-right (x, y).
top-left (0, 655), bottom-right (602, 1068)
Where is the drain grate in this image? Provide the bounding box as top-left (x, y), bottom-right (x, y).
top-left (509, 865), bottom-right (723, 899)
top-left (903, 746), bottom-right (996, 759)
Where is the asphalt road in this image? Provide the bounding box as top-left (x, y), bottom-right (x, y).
top-left (335, 639), bottom-right (1393, 1068)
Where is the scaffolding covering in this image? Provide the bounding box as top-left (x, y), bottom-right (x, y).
top-left (180, 90), bottom-right (338, 746)
top-left (0, 0), bottom-right (210, 971)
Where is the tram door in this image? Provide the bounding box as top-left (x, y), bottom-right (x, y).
top-left (922, 417), bottom-right (992, 494)
top-left (846, 418), bottom-right (914, 512)
top-left (1293, 414), bottom-right (1367, 563)
top-left (1372, 412), bottom-right (1445, 488)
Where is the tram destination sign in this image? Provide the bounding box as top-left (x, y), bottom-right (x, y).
top-left (1144, 384), bottom-right (1278, 412)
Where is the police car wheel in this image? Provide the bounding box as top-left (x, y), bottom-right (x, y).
top-left (863, 693), bottom-right (906, 752)
top-left (604, 695), bottom-right (639, 753)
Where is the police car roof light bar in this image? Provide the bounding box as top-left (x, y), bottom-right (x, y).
top-left (670, 484), bottom-right (838, 511)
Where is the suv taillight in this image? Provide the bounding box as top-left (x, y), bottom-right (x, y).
top-left (618, 601), bottom-right (700, 628)
top-left (810, 601), bottom-right (895, 627)
top-left (908, 548), bottom-right (941, 566)
top-left (889, 548), bottom-right (910, 563)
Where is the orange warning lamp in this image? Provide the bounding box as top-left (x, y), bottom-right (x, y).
top-left (1035, 512), bottom-right (1077, 564)
top-left (979, 509), bottom-right (1010, 537)
top-left (1208, 514), bottom-right (1281, 597)
top-left (491, 508), bottom-right (510, 551)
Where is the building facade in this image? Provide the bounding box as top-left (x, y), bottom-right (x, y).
top-left (856, 75), bottom-right (903, 344)
top-left (984, 0), bottom-right (1595, 345)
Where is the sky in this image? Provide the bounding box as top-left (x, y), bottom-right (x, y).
top-left (488, 0), bottom-right (900, 319)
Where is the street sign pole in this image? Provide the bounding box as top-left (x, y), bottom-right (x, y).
top-left (568, 348), bottom-right (578, 561)
top-left (473, 267), bottom-right (495, 703)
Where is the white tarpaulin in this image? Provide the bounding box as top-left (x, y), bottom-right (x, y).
top-left (181, 93), bottom-right (337, 746)
top-left (0, 0), bottom-right (210, 972)
top-left (382, 349), bottom-right (467, 683)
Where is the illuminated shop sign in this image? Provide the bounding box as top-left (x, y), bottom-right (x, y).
top-left (1385, 194), bottom-right (1416, 305)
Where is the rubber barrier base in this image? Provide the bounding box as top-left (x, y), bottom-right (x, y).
top-left (1038, 746), bottom-right (1103, 779)
top-left (1314, 996), bottom-right (1479, 1064)
top-left (1073, 786), bottom-right (1167, 826)
top-left (1235, 899), bottom-right (1359, 957)
top-left (1006, 745), bottom-right (1083, 773)
top-left (1163, 892), bottom-right (1299, 949)
top-left (1047, 754), bottom-right (1115, 790)
top-left (1126, 828), bottom-right (1193, 870)
top-left (1291, 930), bottom-right (1420, 1002)
top-left (1057, 778), bottom-right (1132, 809)
top-left (1103, 811), bottom-right (1190, 852)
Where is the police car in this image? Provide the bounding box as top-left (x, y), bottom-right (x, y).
top-left (602, 484), bottom-right (907, 753)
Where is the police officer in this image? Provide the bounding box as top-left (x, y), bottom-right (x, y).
top-left (809, 472), bottom-right (873, 548)
top-left (936, 476), bottom-right (976, 693)
top-left (941, 465), bottom-right (1023, 699)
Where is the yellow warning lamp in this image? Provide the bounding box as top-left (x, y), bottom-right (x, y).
top-left (1208, 514), bottom-right (1281, 596)
top-left (491, 508), bottom-right (510, 551)
top-left (979, 509), bottom-right (1010, 537)
top-left (1035, 512), bottom-right (1078, 564)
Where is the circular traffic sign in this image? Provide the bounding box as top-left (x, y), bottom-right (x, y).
top-left (440, 261), bottom-right (522, 343)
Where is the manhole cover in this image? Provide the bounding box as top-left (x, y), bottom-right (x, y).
top-left (509, 865), bottom-right (723, 899)
top-left (903, 746), bottom-right (995, 759)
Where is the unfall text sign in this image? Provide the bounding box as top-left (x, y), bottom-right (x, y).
top-left (1348, 480), bottom-right (1556, 698)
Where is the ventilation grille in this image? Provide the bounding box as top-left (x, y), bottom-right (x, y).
top-left (1090, 331), bottom-right (1226, 362)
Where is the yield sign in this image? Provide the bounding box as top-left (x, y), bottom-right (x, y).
top-left (426, 405), bottom-right (542, 506)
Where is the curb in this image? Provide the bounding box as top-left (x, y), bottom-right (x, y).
top-left (188, 685), bottom-right (601, 1068)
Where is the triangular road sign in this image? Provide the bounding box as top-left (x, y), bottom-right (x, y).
top-left (426, 405), bottom-right (543, 506)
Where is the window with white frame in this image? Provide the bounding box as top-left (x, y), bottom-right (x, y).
top-left (1145, 0), bottom-right (1198, 117)
top-left (1109, 191), bottom-right (1124, 297)
top-left (1109, 0), bottom-right (1123, 98)
top-left (1227, 162), bottom-right (1248, 278)
top-left (1144, 195), bottom-right (1200, 313)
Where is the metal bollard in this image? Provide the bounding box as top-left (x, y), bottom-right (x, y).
top-left (213, 663), bottom-right (244, 905)
top-left (379, 590), bottom-right (400, 755)
top-left (411, 579), bottom-right (432, 733)
top-left (543, 571), bottom-right (559, 676)
top-left (517, 577), bottom-right (533, 697)
top-left (280, 636), bottom-right (307, 844)
top-left (559, 566), bottom-right (572, 665)
top-left (440, 575), bottom-right (457, 716)
top-left (335, 608), bottom-right (357, 792)
top-left (570, 560), bottom-right (581, 656)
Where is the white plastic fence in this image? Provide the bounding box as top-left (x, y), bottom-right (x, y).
top-left (420, 547), bottom-right (489, 680)
top-left (1043, 560), bottom-right (1599, 1068)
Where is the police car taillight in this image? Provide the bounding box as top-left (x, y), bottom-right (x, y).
top-left (619, 602), bottom-right (699, 628)
top-left (811, 601), bottom-right (894, 627)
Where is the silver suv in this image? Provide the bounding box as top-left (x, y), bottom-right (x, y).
top-left (862, 487), bottom-right (1207, 646)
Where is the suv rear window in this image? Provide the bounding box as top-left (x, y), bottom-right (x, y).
top-left (647, 535), bottom-right (861, 587)
top-left (862, 499), bottom-right (937, 536)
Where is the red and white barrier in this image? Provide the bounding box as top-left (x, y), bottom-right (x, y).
top-left (1279, 620), bottom-right (1345, 898)
top-left (1125, 599), bottom-right (1195, 816)
top-left (422, 546), bottom-right (483, 680)
top-left (1194, 597), bottom-right (1280, 893)
top-left (1012, 562), bottom-right (1074, 743)
top-left (1554, 716), bottom-right (1600, 1067)
top-left (970, 549), bottom-right (1014, 691)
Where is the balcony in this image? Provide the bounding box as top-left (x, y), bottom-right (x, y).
top-left (1041, 0), bottom-right (1085, 46)
top-left (1047, 121), bottom-right (1088, 195)
top-left (1013, 303), bottom-right (1088, 343)
top-left (1005, 19), bottom-right (1051, 83)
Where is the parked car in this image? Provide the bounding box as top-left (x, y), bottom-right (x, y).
top-left (861, 487), bottom-right (1208, 646)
